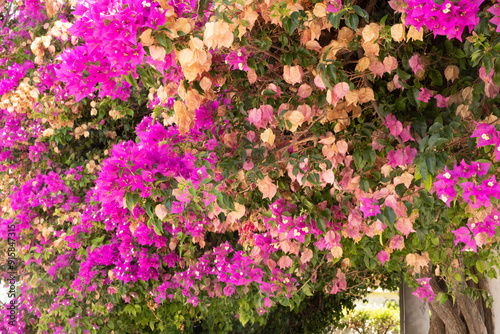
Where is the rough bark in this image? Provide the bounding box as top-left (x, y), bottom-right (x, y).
top-left (456, 292), bottom-right (488, 334)
top-left (428, 278), bottom-right (468, 334)
top-left (427, 273), bottom-right (494, 334)
top-left (428, 304), bottom-right (446, 334)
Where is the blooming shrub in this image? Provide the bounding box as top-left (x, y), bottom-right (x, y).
top-left (0, 0), bottom-right (500, 332)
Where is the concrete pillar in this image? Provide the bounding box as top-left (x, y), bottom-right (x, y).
top-left (489, 276), bottom-right (500, 334)
top-left (399, 282), bottom-right (430, 334)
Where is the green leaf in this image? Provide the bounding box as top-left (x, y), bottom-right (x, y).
top-left (302, 284), bottom-right (313, 296)
top-left (426, 153), bottom-right (436, 175)
top-left (429, 69), bottom-right (443, 87)
top-left (329, 11), bottom-right (343, 29)
top-left (407, 87), bottom-right (421, 107)
top-left (326, 64), bottom-right (338, 84)
top-left (436, 292), bottom-right (448, 304)
top-left (316, 216), bottom-right (326, 233)
top-left (125, 193), bottom-right (140, 211)
top-left (345, 14), bottom-right (359, 31)
top-left (222, 11), bottom-right (234, 24)
top-left (454, 49), bottom-right (466, 59)
top-left (239, 312), bottom-right (250, 327)
top-left (396, 68), bottom-right (411, 81)
top-left (383, 207), bottom-right (396, 227)
top-left (476, 260), bottom-right (485, 274)
top-left (320, 67), bottom-right (335, 91)
top-left (262, 89), bottom-right (277, 96)
top-left (284, 11), bottom-right (299, 35)
top-left (156, 33), bottom-right (172, 53)
top-left (279, 297), bottom-right (291, 307)
top-left (423, 174), bottom-right (433, 192)
top-left (352, 5), bottom-right (369, 19)
top-left (419, 160), bottom-right (429, 182)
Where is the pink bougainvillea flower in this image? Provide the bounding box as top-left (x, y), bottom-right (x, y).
top-left (400, 126), bottom-right (414, 143)
top-left (387, 146), bottom-right (417, 168)
top-left (403, 0), bottom-right (482, 41)
top-left (385, 113), bottom-right (403, 138)
top-left (359, 197), bottom-right (381, 218)
top-left (327, 0), bottom-right (342, 13)
top-left (326, 82), bottom-right (350, 106)
top-left (479, 66), bottom-right (500, 98)
top-left (470, 161), bottom-right (491, 177)
top-left (329, 269), bottom-right (347, 294)
top-left (434, 94), bottom-right (450, 108)
top-left (489, 1), bottom-right (500, 32)
top-left (417, 87), bottom-right (433, 103)
top-left (471, 122), bottom-right (497, 147)
top-left (452, 226), bottom-right (477, 252)
top-left (377, 250), bottom-right (389, 265)
top-left (393, 74), bottom-right (404, 90)
top-left (412, 277), bottom-right (436, 302)
top-left (396, 218), bottom-right (416, 236)
top-left (461, 181), bottom-right (489, 208)
top-left (298, 84), bottom-right (312, 99)
top-left (455, 160), bottom-right (490, 178)
top-left (389, 235), bottom-right (405, 250)
top-left (481, 175), bottom-right (500, 199)
top-left (370, 61), bottom-right (386, 78)
top-left (409, 55), bottom-right (423, 74)
top-left (225, 48), bottom-right (249, 71)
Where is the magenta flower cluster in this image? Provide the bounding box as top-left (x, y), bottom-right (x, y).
top-left (435, 123), bottom-right (500, 251)
top-left (403, 0), bottom-right (483, 40)
top-left (56, 0), bottom-right (178, 101)
top-left (412, 277), bottom-right (436, 302)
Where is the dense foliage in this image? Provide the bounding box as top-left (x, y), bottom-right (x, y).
top-left (1, 0), bottom-right (500, 332)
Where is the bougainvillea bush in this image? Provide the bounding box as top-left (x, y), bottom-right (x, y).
top-left (1, 0), bottom-right (500, 332)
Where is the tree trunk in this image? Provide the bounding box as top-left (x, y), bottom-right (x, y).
top-left (427, 275), bottom-right (495, 334)
top-left (428, 304), bottom-right (445, 334)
